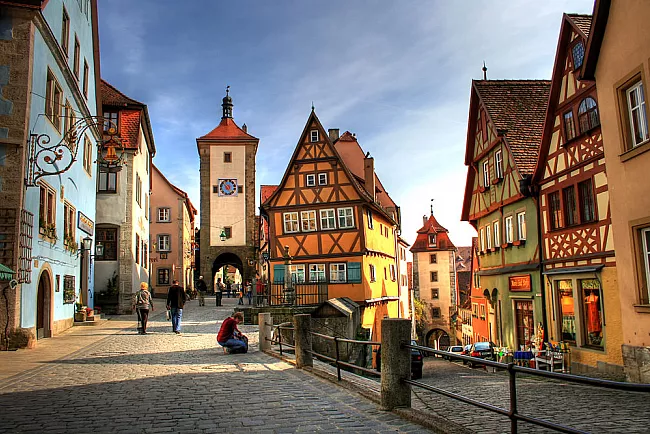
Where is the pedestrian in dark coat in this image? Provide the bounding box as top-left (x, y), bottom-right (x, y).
top-left (166, 280), bottom-right (186, 334)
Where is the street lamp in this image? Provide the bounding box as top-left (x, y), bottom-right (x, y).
top-left (220, 229), bottom-right (227, 242)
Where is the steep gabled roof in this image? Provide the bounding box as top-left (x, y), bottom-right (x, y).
top-left (152, 164), bottom-right (197, 222)
top-left (198, 117), bottom-right (257, 141)
top-left (472, 80), bottom-right (551, 175)
top-left (410, 213), bottom-right (456, 253)
top-left (567, 13), bottom-right (593, 38)
top-left (101, 79), bottom-right (145, 107)
top-left (260, 185), bottom-right (278, 205)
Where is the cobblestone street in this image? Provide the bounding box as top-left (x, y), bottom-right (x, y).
top-left (0, 297), bottom-right (428, 434)
top-left (412, 357), bottom-right (649, 434)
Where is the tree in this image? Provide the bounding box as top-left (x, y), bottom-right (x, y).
top-left (413, 298), bottom-right (428, 341)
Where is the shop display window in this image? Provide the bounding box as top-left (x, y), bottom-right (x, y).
top-left (580, 279), bottom-right (603, 348)
top-left (557, 279), bottom-right (576, 343)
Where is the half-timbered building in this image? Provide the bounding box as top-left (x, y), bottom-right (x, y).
top-left (533, 13), bottom-right (624, 376)
top-left (462, 79), bottom-right (550, 352)
top-left (261, 111), bottom-right (401, 342)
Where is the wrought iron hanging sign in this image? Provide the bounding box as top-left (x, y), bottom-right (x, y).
top-left (27, 116), bottom-right (126, 187)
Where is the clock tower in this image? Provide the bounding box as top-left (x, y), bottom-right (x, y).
top-left (197, 88), bottom-right (259, 289)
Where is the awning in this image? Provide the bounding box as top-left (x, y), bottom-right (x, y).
top-left (0, 264), bottom-right (15, 281)
top-left (477, 263), bottom-right (539, 276)
top-left (542, 265), bottom-right (604, 276)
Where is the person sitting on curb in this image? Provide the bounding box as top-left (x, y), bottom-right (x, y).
top-left (217, 312), bottom-right (248, 354)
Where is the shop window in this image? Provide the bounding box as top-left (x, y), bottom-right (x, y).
top-left (557, 280), bottom-right (576, 343)
top-left (514, 300), bottom-right (534, 350)
top-left (96, 227), bottom-right (117, 261)
top-left (578, 179), bottom-right (596, 223)
top-left (581, 279), bottom-right (603, 348)
top-left (563, 110), bottom-right (576, 141)
top-left (549, 192), bottom-right (562, 230)
top-left (578, 97), bottom-right (600, 134)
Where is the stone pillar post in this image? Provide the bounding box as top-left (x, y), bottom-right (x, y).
top-left (294, 314), bottom-right (313, 368)
top-left (380, 318), bottom-right (412, 410)
top-left (259, 312), bottom-right (271, 352)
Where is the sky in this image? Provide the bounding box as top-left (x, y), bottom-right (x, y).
top-left (97, 0), bottom-right (595, 248)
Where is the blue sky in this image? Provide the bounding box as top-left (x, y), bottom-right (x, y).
top-left (97, 0), bottom-right (595, 248)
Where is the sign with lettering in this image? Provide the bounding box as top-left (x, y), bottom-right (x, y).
top-left (509, 275), bottom-right (532, 292)
top-left (77, 211), bottom-right (94, 235)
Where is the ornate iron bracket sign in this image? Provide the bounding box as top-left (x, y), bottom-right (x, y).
top-left (26, 116), bottom-right (126, 187)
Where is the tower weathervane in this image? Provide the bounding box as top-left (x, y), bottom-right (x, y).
top-left (482, 61), bottom-right (488, 80)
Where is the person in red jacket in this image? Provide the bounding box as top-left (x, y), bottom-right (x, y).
top-left (217, 312), bottom-right (247, 354)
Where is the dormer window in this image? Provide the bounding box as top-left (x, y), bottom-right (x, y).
top-left (572, 41), bottom-right (585, 70)
top-left (428, 234), bottom-right (437, 247)
top-left (310, 130), bottom-right (319, 142)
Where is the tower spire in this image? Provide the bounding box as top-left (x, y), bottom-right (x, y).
top-left (222, 85), bottom-right (233, 119)
top-left (482, 61), bottom-right (488, 80)
top-left (430, 198), bottom-right (434, 216)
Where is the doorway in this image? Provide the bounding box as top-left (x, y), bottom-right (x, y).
top-left (514, 300), bottom-right (534, 350)
top-left (36, 272), bottom-right (52, 339)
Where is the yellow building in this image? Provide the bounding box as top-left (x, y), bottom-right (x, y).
top-left (261, 110), bottom-right (402, 342)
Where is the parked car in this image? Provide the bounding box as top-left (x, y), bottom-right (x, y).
top-left (443, 345), bottom-right (464, 361)
top-left (460, 344), bottom-right (472, 364)
top-left (466, 342), bottom-right (496, 368)
top-left (376, 340), bottom-right (424, 379)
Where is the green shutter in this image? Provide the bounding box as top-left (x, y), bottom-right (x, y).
top-left (273, 264), bottom-right (285, 283)
top-left (347, 262), bottom-right (361, 283)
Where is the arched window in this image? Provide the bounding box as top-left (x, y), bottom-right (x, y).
top-left (578, 97), bottom-right (600, 133)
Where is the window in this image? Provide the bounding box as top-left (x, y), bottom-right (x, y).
top-left (472, 303), bottom-right (478, 317)
top-left (626, 81), bottom-right (649, 147)
top-left (158, 268), bottom-right (171, 285)
top-left (143, 241), bottom-right (148, 267)
top-left (429, 253), bottom-right (437, 264)
top-left (283, 212), bottom-right (299, 233)
top-left (144, 194), bottom-right (149, 220)
top-left (61, 6), bottom-right (70, 56)
top-left (428, 234), bottom-right (436, 247)
top-left (495, 150), bottom-right (503, 179)
top-left (483, 160), bottom-right (490, 187)
top-left (338, 207), bottom-right (354, 229)
top-left (562, 186), bottom-right (577, 227)
top-left (505, 216), bottom-right (514, 243)
top-left (158, 207), bottom-right (171, 222)
top-left (369, 264), bottom-right (376, 282)
top-left (310, 130), bottom-right (319, 142)
top-left (563, 111), bottom-right (576, 141)
top-left (641, 227), bottom-right (650, 303)
top-left (237, 185), bottom-right (243, 194)
top-left (572, 41), bottom-right (585, 70)
top-left (330, 263), bottom-right (346, 282)
top-left (83, 136), bottom-right (92, 174)
top-left (516, 212), bottom-right (526, 240)
top-left (578, 179), bottom-right (596, 223)
top-left (289, 264), bottom-right (305, 283)
top-left (83, 60), bottom-right (89, 97)
top-left (38, 183), bottom-right (56, 235)
top-left (223, 227), bottom-right (232, 239)
top-left (45, 70), bottom-right (63, 131)
top-left (309, 264), bottom-right (326, 282)
top-left (306, 174), bottom-right (315, 187)
top-left (319, 209), bottom-right (336, 230)
top-left (103, 111), bottom-right (118, 132)
top-left (158, 234), bottom-right (171, 252)
top-left (63, 202), bottom-right (75, 245)
top-left (479, 227), bottom-right (485, 251)
top-left (318, 173), bottom-right (327, 185)
top-left (432, 307), bottom-right (441, 318)
top-left (431, 288), bottom-right (439, 299)
top-left (98, 168), bottom-right (117, 193)
top-left (549, 192), bottom-right (562, 230)
top-left (73, 36), bottom-right (80, 79)
top-left (366, 209), bottom-right (373, 229)
top-left (430, 271), bottom-right (438, 282)
top-left (390, 264), bottom-right (396, 281)
top-left (224, 152), bottom-right (232, 163)
top-left (300, 210), bottom-right (316, 232)
top-left (479, 304), bottom-right (486, 320)
top-left (135, 174), bottom-right (142, 206)
top-left (96, 227), bottom-right (117, 261)
top-left (493, 221), bottom-right (500, 246)
top-left (557, 279), bottom-right (576, 343)
top-left (63, 101), bottom-right (74, 137)
top-left (135, 234), bottom-right (140, 265)
top-left (486, 224), bottom-right (492, 249)
top-left (578, 97), bottom-right (600, 133)
top-left (581, 279), bottom-right (603, 348)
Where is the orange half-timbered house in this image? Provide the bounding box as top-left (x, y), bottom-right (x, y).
top-left (534, 13), bottom-right (624, 376)
top-left (261, 111), bottom-right (402, 342)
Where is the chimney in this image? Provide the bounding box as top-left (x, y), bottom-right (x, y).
top-left (364, 153), bottom-right (375, 201)
top-left (328, 128), bottom-right (339, 141)
top-left (423, 215), bottom-right (428, 226)
top-left (242, 123), bottom-right (248, 133)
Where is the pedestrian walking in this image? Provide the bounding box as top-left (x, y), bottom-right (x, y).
top-left (217, 312), bottom-right (248, 354)
top-left (245, 280), bottom-right (253, 305)
top-left (226, 281), bottom-right (232, 298)
top-left (237, 285), bottom-right (244, 305)
top-left (255, 277), bottom-right (265, 307)
top-left (166, 279), bottom-right (186, 334)
top-left (132, 282), bottom-right (154, 334)
top-left (215, 278), bottom-right (224, 306)
top-left (196, 275), bottom-right (207, 306)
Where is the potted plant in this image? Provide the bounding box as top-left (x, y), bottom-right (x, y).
top-left (40, 221), bottom-right (58, 243)
top-left (64, 234), bottom-right (77, 254)
top-left (74, 303), bottom-right (87, 322)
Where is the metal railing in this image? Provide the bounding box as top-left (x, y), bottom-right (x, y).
top-left (404, 343), bottom-right (650, 434)
top-left (268, 283), bottom-right (328, 306)
top-left (265, 322), bottom-right (295, 355)
top-left (308, 331), bottom-right (380, 381)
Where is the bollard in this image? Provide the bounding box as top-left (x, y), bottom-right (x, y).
top-left (293, 314), bottom-right (313, 369)
top-left (258, 312), bottom-right (271, 352)
top-left (380, 318), bottom-right (412, 410)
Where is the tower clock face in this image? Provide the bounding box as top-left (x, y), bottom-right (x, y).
top-left (218, 179), bottom-right (237, 196)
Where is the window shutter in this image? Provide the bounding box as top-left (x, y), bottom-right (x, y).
top-left (347, 262), bottom-right (361, 283)
top-left (273, 264), bottom-right (285, 283)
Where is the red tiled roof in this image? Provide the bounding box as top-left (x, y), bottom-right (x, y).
top-left (410, 214), bottom-right (456, 253)
top-left (473, 80), bottom-right (550, 175)
top-left (567, 14), bottom-right (592, 38)
top-left (456, 246), bottom-right (472, 271)
top-left (260, 185), bottom-right (278, 205)
top-left (100, 79), bottom-right (145, 107)
top-left (198, 117), bottom-right (257, 141)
